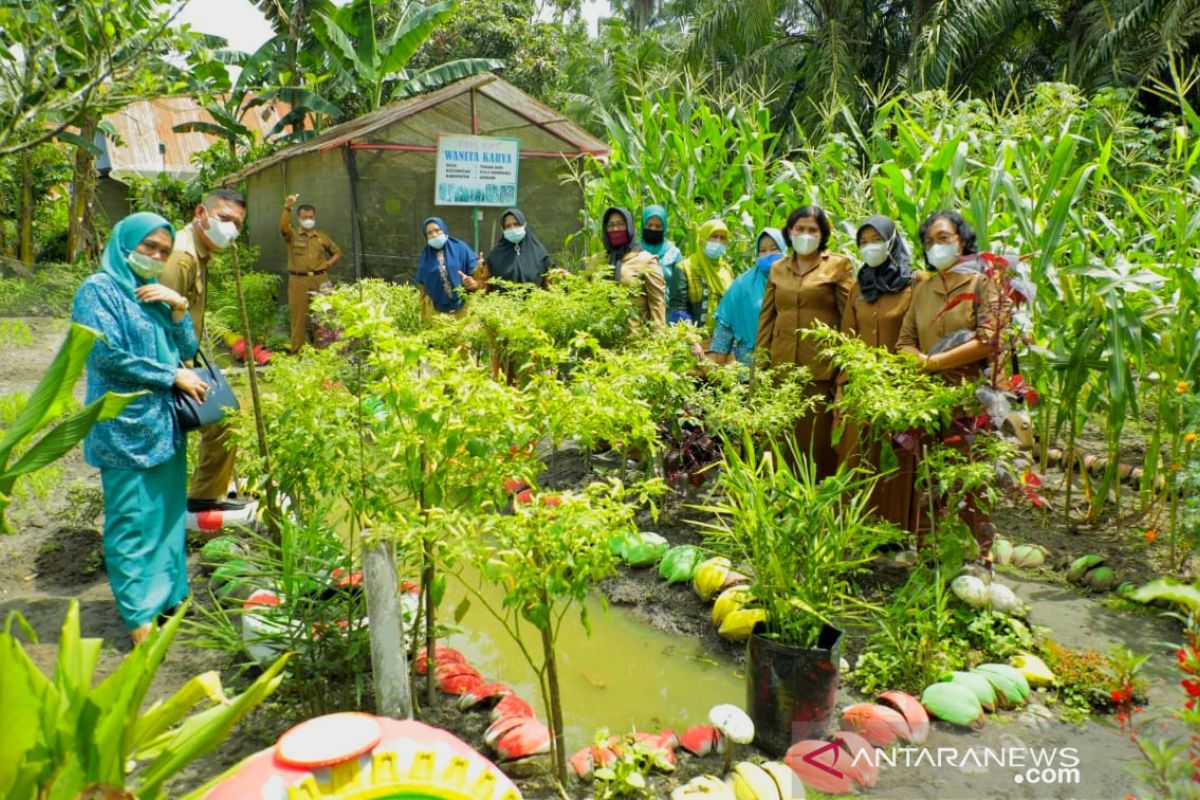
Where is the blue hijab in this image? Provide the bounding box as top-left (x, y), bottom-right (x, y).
top-left (417, 216), bottom-right (477, 312)
top-left (101, 212), bottom-right (177, 365)
top-left (714, 228), bottom-right (787, 351)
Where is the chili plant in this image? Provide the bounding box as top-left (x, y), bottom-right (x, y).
top-left (454, 480), bottom-right (657, 787)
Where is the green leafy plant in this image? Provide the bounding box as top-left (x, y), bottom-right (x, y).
top-left (0, 600), bottom-right (288, 800)
top-left (186, 518), bottom-right (374, 718)
top-left (1, 322), bottom-right (140, 534)
top-left (697, 432), bottom-right (902, 648)
top-left (456, 480), bottom-right (656, 786)
top-left (591, 728), bottom-right (667, 799)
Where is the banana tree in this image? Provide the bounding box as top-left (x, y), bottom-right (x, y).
top-left (312, 0), bottom-right (504, 115)
top-left (0, 323), bottom-right (141, 535)
top-left (0, 601), bottom-right (288, 800)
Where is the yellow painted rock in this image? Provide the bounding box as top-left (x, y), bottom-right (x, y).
top-left (1011, 652), bottom-right (1056, 688)
top-left (718, 608), bottom-right (768, 642)
top-left (712, 586), bottom-right (753, 627)
top-left (730, 762), bottom-right (780, 800)
top-left (693, 557), bottom-right (733, 602)
top-left (672, 774), bottom-right (737, 800)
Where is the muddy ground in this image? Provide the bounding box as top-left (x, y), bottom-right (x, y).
top-left (0, 315), bottom-right (1192, 799)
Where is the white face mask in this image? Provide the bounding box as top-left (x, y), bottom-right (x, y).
top-left (200, 207), bottom-right (239, 251)
top-left (926, 242), bottom-right (961, 270)
top-left (859, 242), bottom-right (890, 267)
top-left (428, 234), bottom-right (448, 250)
top-left (128, 251), bottom-right (165, 279)
top-left (791, 233), bottom-right (820, 256)
top-left (299, 218), bottom-right (317, 230)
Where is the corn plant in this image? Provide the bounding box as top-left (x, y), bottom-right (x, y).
top-left (0, 601), bottom-right (287, 800)
top-left (1, 322), bottom-right (140, 534)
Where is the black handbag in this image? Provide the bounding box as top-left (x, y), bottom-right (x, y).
top-left (173, 349), bottom-right (239, 433)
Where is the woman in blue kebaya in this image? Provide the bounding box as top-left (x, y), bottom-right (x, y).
top-left (71, 212), bottom-right (205, 644)
top-left (704, 228), bottom-right (787, 365)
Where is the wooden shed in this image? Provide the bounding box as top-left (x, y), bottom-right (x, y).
top-left (222, 73), bottom-right (609, 283)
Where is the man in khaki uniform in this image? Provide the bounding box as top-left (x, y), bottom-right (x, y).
top-left (281, 194), bottom-right (342, 353)
top-left (160, 188), bottom-right (247, 513)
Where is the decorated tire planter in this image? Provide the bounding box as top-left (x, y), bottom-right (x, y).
top-left (199, 713), bottom-right (522, 799)
top-left (746, 624), bottom-right (843, 757)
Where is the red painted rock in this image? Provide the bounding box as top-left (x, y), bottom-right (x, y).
top-left (841, 703), bottom-right (910, 747)
top-left (503, 477), bottom-right (527, 494)
top-left (679, 725), bottom-right (723, 757)
top-left (878, 691), bottom-right (930, 744)
top-left (490, 694), bottom-right (535, 722)
top-left (415, 645), bottom-right (467, 675)
top-left (834, 730), bottom-right (878, 788)
top-left (785, 735), bottom-right (880, 795)
top-left (231, 338), bottom-right (247, 360)
top-left (492, 718), bottom-right (551, 762)
top-left (569, 747), bottom-right (595, 779)
top-left (484, 715), bottom-right (528, 748)
top-left (457, 682), bottom-right (514, 710)
top-left (435, 662), bottom-right (483, 695)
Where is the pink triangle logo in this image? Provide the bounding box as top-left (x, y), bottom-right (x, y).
top-left (801, 740), bottom-right (844, 778)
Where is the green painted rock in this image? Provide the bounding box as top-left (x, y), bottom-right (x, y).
top-left (200, 535), bottom-right (245, 567)
top-left (658, 545), bottom-right (704, 585)
top-left (210, 558), bottom-right (250, 597)
top-left (972, 663), bottom-right (1031, 706)
top-left (1067, 554), bottom-right (1104, 584)
top-left (943, 671), bottom-right (997, 712)
top-left (620, 532), bottom-right (670, 567)
top-left (1084, 566), bottom-right (1119, 592)
top-left (921, 681), bottom-right (985, 727)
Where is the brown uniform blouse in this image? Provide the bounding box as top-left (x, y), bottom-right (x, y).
top-left (590, 249), bottom-right (666, 328)
top-left (896, 266), bottom-right (999, 383)
top-left (755, 251), bottom-right (855, 379)
top-left (841, 272), bottom-right (927, 351)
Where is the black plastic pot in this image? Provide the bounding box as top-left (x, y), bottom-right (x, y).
top-left (746, 625), bottom-right (843, 757)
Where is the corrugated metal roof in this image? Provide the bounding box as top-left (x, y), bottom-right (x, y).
top-left (100, 96), bottom-right (290, 179)
top-left (222, 73), bottom-right (610, 184)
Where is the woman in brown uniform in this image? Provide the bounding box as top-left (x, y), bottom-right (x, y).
top-left (840, 215), bottom-right (924, 533)
top-left (896, 210), bottom-right (1000, 564)
top-left (595, 206), bottom-right (666, 329)
top-left (756, 205), bottom-right (854, 479)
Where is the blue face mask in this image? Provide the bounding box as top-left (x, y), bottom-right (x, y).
top-left (428, 234), bottom-right (448, 250)
top-left (503, 226), bottom-right (526, 244)
top-left (704, 240), bottom-right (727, 260)
top-left (756, 252), bottom-right (782, 272)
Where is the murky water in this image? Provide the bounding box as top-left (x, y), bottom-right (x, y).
top-left (442, 568), bottom-right (744, 752)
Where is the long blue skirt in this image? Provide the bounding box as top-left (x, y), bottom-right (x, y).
top-left (100, 446), bottom-right (189, 630)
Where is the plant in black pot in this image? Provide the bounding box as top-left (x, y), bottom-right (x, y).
top-left (697, 432), bottom-right (902, 756)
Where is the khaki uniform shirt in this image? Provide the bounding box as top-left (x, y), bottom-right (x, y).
top-left (590, 249), bottom-right (667, 328)
top-left (841, 272), bottom-right (927, 351)
top-left (755, 251), bottom-right (855, 381)
top-left (896, 266), bottom-right (999, 383)
top-left (282, 210), bottom-right (341, 273)
top-left (160, 224), bottom-right (210, 340)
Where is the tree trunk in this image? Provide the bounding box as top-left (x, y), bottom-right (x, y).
top-left (364, 540), bottom-right (413, 719)
top-left (539, 601), bottom-right (567, 785)
top-left (67, 116), bottom-right (98, 263)
top-left (18, 149), bottom-right (34, 266)
top-left (423, 533), bottom-right (436, 707)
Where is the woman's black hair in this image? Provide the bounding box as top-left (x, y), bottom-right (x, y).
top-left (918, 210), bottom-right (978, 255)
top-left (782, 205), bottom-right (832, 251)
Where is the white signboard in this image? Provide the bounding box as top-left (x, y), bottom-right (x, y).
top-left (435, 134), bottom-right (520, 207)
